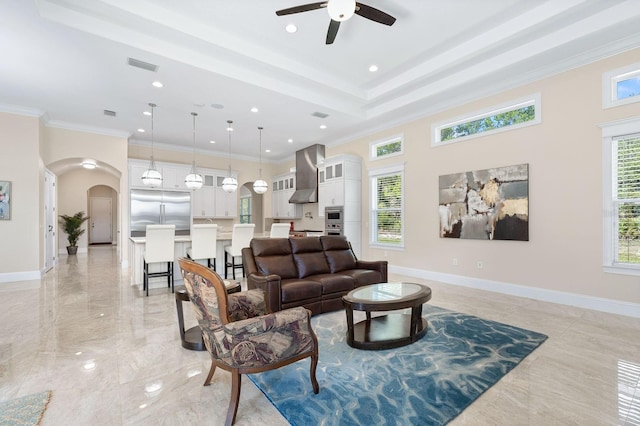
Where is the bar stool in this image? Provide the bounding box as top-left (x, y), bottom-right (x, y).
top-left (269, 223), bottom-right (291, 238)
top-left (187, 224), bottom-right (218, 270)
top-left (143, 224), bottom-right (175, 296)
top-left (224, 224), bottom-right (255, 279)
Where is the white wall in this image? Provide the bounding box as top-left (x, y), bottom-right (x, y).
top-left (0, 112), bottom-right (41, 281)
top-left (319, 47), bottom-right (640, 309)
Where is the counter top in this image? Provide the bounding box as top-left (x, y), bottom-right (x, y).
top-left (129, 232), bottom-right (267, 244)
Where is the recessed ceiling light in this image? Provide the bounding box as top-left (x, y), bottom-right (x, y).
top-left (137, 128), bottom-right (145, 133)
top-left (288, 138), bottom-right (293, 143)
top-left (143, 111), bottom-right (151, 116)
top-left (210, 140), bottom-right (215, 144)
top-left (265, 149), bottom-right (271, 153)
top-left (320, 124), bottom-right (327, 129)
top-left (286, 24), bottom-right (298, 33)
top-left (152, 81), bottom-right (163, 88)
top-left (251, 107), bottom-right (259, 113)
top-left (369, 65), bottom-right (378, 72)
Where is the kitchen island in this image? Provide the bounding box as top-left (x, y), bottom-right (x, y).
top-left (129, 232), bottom-right (243, 286)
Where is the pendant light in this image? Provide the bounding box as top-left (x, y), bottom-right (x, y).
top-left (222, 120), bottom-right (238, 193)
top-left (253, 126), bottom-right (268, 194)
top-left (184, 112), bottom-right (203, 190)
top-left (141, 103), bottom-right (163, 187)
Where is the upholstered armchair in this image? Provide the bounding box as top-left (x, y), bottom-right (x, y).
top-left (178, 258), bottom-right (319, 426)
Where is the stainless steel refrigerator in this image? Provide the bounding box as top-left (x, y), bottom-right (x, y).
top-left (130, 189), bottom-right (191, 237)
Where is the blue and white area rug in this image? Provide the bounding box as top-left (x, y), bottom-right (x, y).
top-left (249, 305), bottom-right (547, 425)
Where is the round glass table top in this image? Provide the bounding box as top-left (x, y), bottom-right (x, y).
top-left (349, 282), bottom-right (425, 302)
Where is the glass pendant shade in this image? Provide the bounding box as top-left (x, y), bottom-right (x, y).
top-left (253, 126), bottom-right (268, 194)
top-left (184, 112), bottom-right (203, 190)
top-left (222, 176), bottom-right (238, 193)
top-left (141, 167), bottom-right (162, 187)
top-left (142, 103), bottom-right (162, 187)
top-left (185, 167), bottom-right (203, 189)
top-left (253, 179), bottom-right (268, 194)
top-left (223, 119), bottom-right (238, 193)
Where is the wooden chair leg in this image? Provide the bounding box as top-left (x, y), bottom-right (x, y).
top-left (203, 361), bottom-right (216, 386)
top-left (310, 353), bottom-right (320, 394)
top-left (226, 370), bottom-right (241, 426)
top-left (224, 251), bottom-right (229, 279)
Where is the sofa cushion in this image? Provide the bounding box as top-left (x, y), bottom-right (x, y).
top-left (290, 237), bottom-right (330, 278)
top-left (340, 269), bottom-right (384, 286)
top-left (251, 238), bottom-right (298, 279)
top-left (320, 236), bottom-right (357, 273)
top-left (280, 279), bottom-right (322, 303)
top-left (306, 273), bottom-right (355, 295)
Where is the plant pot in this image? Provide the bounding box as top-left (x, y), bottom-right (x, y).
top-left (67, 246), bottom-right (78, 255)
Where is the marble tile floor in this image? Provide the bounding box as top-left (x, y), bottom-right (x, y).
top-left (0, 245), bottom-right (638, 425)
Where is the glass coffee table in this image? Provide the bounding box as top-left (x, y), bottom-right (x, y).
top-left (342, 282), bottom-right (432, 350)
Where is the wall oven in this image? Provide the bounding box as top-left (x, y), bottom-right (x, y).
top-left (325, 206), bottom-right (344, 236)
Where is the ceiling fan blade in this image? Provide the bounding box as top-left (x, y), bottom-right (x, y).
top-left (276, 2), bottom-right (327, 16)
top-left (354, 2), bottom-right (396, 26)
top-left (326, 19), bottom-right (340, 44)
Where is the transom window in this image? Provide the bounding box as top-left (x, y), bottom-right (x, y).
top-left (432, 94), bottom-right (541, 146)
top-left (601, 117), bottom-right (640, 275)
top-left (603, 62), bottom-right (640, 109)
top-left (370, 135), bottom-right (403, 160)
top-left (369, 163), bottom-right (404, 248)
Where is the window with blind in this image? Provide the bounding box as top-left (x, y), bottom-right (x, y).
top-left (369, 164), bottom-right (404, 247)
top-left (614, 134), bottom-right (640, 264)
top-left (601, 117), bottom-right (640, 275)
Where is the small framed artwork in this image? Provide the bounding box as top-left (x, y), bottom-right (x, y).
top-left (0, 181), bottom-right (11, 220)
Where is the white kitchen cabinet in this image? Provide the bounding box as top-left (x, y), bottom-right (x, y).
top-left (129, 161), bottom-right (150, 188)
top-left (129, 159), bottom-right (190, 190)
top-left (161, 165), bottom-right (190, 190)
top-left (271, 173), bottom-right (301, 219)
top-left (214, 174), bottom-right (238, 218)
top-left (192, 174), bottom-right (215, 217)
top-left (318, 155), bottom-right (360, 217)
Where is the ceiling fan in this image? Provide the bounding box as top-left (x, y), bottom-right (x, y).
top-left (276, 0), bottom-right (396, 45)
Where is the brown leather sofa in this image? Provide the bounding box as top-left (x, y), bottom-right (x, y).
top-left (243, 236), bottom-right (388, 315)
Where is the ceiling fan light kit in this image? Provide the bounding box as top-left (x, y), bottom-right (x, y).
top-left (327, 0), bottom-right (355, 21)
top-left (276, 0), bottom-right (396, 44)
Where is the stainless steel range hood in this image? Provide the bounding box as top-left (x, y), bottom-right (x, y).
top-left (289, 144), bottom-right (325, 204)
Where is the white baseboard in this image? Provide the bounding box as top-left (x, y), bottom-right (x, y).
top-left (0, 270), bottom-right (41, 284)
top-left (390, 265), bottom-right (640, 319)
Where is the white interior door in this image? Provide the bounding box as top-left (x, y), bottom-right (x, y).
top-left (90, 197), bottom-right (112, 244)
top-left (44, 169), bottom-right (56, 271)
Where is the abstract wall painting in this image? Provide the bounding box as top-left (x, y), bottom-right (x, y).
top-left (439, 164), bottom-right (528, 241)
top-left (0, 181), bottom-right (10, 220)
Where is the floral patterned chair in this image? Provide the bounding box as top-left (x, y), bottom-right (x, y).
top-left (178, 258), bottom-right (319, 426)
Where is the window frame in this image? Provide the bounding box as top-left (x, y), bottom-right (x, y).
top-left (431, 93), bottom-right (541, 147)
top-left (602, 62), bottom-right (640, 109)
top-left (370, 134), bottom-right (404, 161)
top-left (600, 117), bottom-right (640, 276)
top-left (368, 162), bottom-right (405, 249)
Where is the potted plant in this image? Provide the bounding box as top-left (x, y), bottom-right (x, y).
top-left (59, 211), bottom-right (89, 255)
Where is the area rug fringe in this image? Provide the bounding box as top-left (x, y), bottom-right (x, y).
top-left (36, 391), bottom-right (51, 426)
